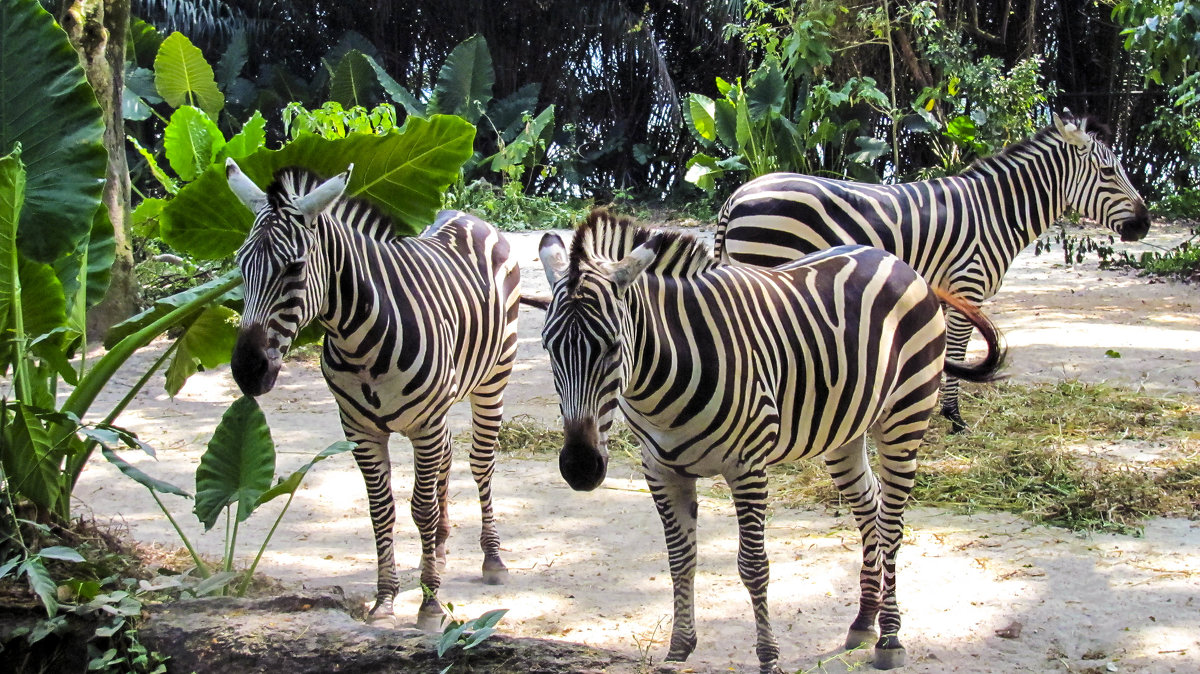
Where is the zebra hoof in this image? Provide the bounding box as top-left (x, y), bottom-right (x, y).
top-left (845, 628), bottom-right (878, 650)
top-left (665, 631), bottom-right (696, 662)
top-left (482, 566), bottom-right (509, 585)
top-left (873, 647), bottom-right (907, 670)
top-left (416, 601), bottom-right (445, 633)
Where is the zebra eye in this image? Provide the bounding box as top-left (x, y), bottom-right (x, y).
top-left (283, 260), bottom-right (305, 277)
top-left (1098, 165), bottom-right (1117, 178)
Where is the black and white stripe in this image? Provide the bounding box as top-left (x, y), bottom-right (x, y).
top-left (227, 162), bottom-right (519, 629)
top-left (715, 114), bottom-right (1148, 431)
top-left (538, 208), bottom-right (1005, 673)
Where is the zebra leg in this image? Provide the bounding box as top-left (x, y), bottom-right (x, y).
top-left (868, 426), bottom-right (922, 670)
top-left (939, 306), bottom-right (976, 433)
top-left (409, 420), bottom-right (453, 632)
top-left (729, 469), bottom-right (782, 674)
top-left (647, 469), bottom-right (699, 663)
top-left (823, 436), bottom-right (885, 652)
top-left (349, 433), bottom-right (400, 618)
top-left (433, 439), bottom-right (452, 575)
top-left (470, 383), bottom-right (509, 585)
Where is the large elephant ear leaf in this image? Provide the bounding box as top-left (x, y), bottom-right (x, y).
top-left (161, 115), bottom-right (476, 260)
top-left (0, 0), bottom-right (107, 264)
top-left (427, 34), bottom-right (494, 123)
top-left (194, 396), bottom-right (276, 530)
top-left (155, 31), bottom-right (225, 118)
top-left (329, 50), bottom-right (380, 109)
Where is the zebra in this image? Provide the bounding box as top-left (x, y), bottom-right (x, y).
top-left (225, 159), bottom-right (519, 630)
top-left (538, 209), bottom-right (1006, 673)
top-left (714, 113), bottom-right (1148, 431)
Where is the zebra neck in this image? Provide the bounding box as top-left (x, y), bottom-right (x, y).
top-left (312, 222), bottom-right (416, 347)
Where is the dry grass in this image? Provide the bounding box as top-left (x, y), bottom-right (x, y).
top-left (483, 382), bottom-right (1200, 534)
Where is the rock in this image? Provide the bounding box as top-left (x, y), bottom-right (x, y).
top-left (138, 593), bottom-right (638, 673)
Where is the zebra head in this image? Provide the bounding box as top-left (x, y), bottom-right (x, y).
top-left (1053, 114), bottom-right (1150, 242)
top-left (539, 230), bottom-right (661, 491)
top-left (226, 160), bottom-right (351, 396)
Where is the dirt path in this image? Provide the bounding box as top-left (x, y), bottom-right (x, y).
top-left (75, 221), bottom-right (1199, 673)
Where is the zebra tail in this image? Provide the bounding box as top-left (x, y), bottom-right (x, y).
top-left (520, 294), bottom-right (551, 310)
top-left (934, 287), bottom-right (1009, 383)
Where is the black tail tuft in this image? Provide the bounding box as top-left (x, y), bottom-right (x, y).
top-left (934, 288), bottom-right (1008, 383)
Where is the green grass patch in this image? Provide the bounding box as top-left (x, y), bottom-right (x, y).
top-left (485, 383), bottom-right (1200, 535)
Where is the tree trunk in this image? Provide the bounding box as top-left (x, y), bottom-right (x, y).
top-left (64, 0), bottom-right (139, 342)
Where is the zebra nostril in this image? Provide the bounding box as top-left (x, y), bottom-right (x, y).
top-left (231, 326), bottom-right (280, 396)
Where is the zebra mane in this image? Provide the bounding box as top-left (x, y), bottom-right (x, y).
top-left (266, 167), bottom-right (398, 243)
top-left (965, 113), bottom-right (1113, 174)
top-left (567, 208), bottom-right (717, 289)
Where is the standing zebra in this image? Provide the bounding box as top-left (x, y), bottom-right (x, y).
top-left (715, 113), bottom-right (1148, 431)
top-left (539, 209), bottom-right (1005, 673)
top-left (225, 160), bottom-right (519, 629)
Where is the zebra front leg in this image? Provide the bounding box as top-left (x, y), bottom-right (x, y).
top-left (729, 469), bottom-right (783, 674)
top-left (646, 469), bottom-right (699, 663)
top-left (349, 433), bottom-right (400, 618)
top-left (823, 436), bottom-right (886, 654)
top-left (410, 420), bottom-right (453, 632)
top-left (470, 385), bottom-right (509, 584)
top-left (940, 306), bottom-right (977, 433)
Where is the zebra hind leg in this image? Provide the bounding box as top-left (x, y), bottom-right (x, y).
top-left (410, 420), bottom-right (454, 632)
top-left (469, 386), bottom-right (509, 585)
top-left (348, 434), bottom-right (401, 620)
top-left (646, 469), bottom-right (700, 664)
top-left (939, 306), bottom-right (977, 433)
top-left (728, 469), bottom-right (783, 674)
top-left (822, 437), bottom-right (889, 657)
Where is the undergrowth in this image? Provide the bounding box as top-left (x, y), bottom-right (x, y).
top-left (489, 382), bottom-right (1200, 535)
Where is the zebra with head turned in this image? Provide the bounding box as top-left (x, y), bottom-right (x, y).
top-left (225, 160), bottom-right (519, 629)
top-left (715, 113), bottom-right (1148, 431)
top-left (538, 209), bottom-right (1005, 673)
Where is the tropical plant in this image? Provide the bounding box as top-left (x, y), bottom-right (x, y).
top-left (436, 604), bottom-right (508, 673)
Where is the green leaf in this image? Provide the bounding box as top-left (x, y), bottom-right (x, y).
top-left (37, 546), bottom-right (84, 562)
top-left (685, 94), bottom-right (717, 145)
top-left (0, 0), bottom-right (107, 264)
top-left (0, 556), bottom-right (20, 579)
top-left (164, 304), bottom-right (239, 396)
top-left (18, 258), bottom-right (67, 341)
top-left (0, 146), bottom-right (25, 358)
top-left (462, 627), bottom-right (497, 650)
top-left (1105, 349), bottom-right (1122, 358)
top-left (161, 115), bottom-right (476, 259)
top-left (713, 99), bottom-right (738, 149)
top-left (329, 50), bottom-right (380, 109)
top-left (20, 557), bottom-right (58, 616)
top-left (746, 58), bottom-right (786, 121)
top-left (220, 111), bottom-right (267, 162)
top-left (154, 32), bottom-right (225, 117)
top-left (128, 19), bottom-right (163, 70)
top-left (194, 396), bottom-right (276, 530)
top-left (364, 54), bottom-right (425, 117)
top-left (103, 269), bottom-right (241, 348)
top-left (101, 446), bottom-right (191, 498)
top-left (684, 153), bottom-right (724, 191)
top-left (487, 83), bottom-right (541, 140)
top-left (470, 608), bottom-right (508, 631)
top-left (164, 106), bottom-right (226, 182)
top-left (428, 35), bottom-right (494, 123)
top-left (1, 403), bottom-right (62, 514)
top-left (255, 441), bottom-right (355, 506)
top-left (132, 198), bottom-right (167, 238)
top-left (216, 30), bottom-right (248, 90)
top-left (128, 135), bottom-right (179, 195)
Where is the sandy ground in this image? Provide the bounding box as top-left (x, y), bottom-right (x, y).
top-left (74, 221), bottom-right (1199, 673)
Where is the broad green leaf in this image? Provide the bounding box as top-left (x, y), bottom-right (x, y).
top-left (713, 98), bottom-right (738, 149)
top-left (103, 269), bottom-right (241, 348)
top-left (0, 147), bottom-right (24, 357)
top-left (0, 0), bottom-right (106, 263)
top-left (428, 35), bottom-right (494, 123)
top-left (329, 50), bottom-right (380, 109)
top-left (128, 135), bottom-right (179, 195)
top-left (164, 304), bottom-right (239, 396)
top-left (128, 19), bottom-right (163, 70)
top-left (488, 105), bottom-right (555, 173)
top-left (462, 627), bottom-right (497, 650)
top-left (161, 115), bottom-right (476, 259)
top-left (20, 557), bottom-right (57, 616)
top-left (194, 396), bottom-right (276, 530)
top-left (216, 30), bottom-right (248, 90)
top-left (165, 106), bottom-right (226, 182)
top-left (364, 54), bottom-right (425, 117)
top-left (684, 153), bottom-right (723, 191)
top-left (52, 195), bottom-right (114, 323)
top-left (132, 198), bottom-right (167, 238)
top-left (18, 258), bottom-right (67, 341)
top-left (37, 546), bottom-right (84, 562)
top-left (685, 94), bottom-right (718, 145)
top-left (220, 111), bottom-right (267, 162)
top-left (488, 83), bottom-right (542, 140)
top-left (125, 66), bottom-right (162, 103)
top-left (123, 84), bottom-right (152, 121)
top-left (746, 59), bottom-right (786, 121)
top-left (255, 441), bottom-right (355, 505)
top-left (154, 32), bottom-right (224, 117)
top-left (471, 608), bottom-right (508, 631)
top-left (101, 446), bottom-right (191, 498)
top-left (1, 403), bottom-right (61, 514)
top-left (847, 136), bottom-right (890, 165)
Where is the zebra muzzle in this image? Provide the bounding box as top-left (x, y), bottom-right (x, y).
top-left (1119, 203), bottom-right (1151, 242)
top-left (231, 324), bottom-right (283, 397)
top-left (559, 418), bottom-right (608, 492)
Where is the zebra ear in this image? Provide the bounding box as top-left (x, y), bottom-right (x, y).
top-left (294, 164), bottom-right (353, 221)
top-left (226, 159), bottom-right (267, 213)
top-left (1054, 113), bottom-right (1092, 149)
top-left (539, 232), bottom-right (569, 286)
top-left (608, 235), bottom-right (660, 294)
